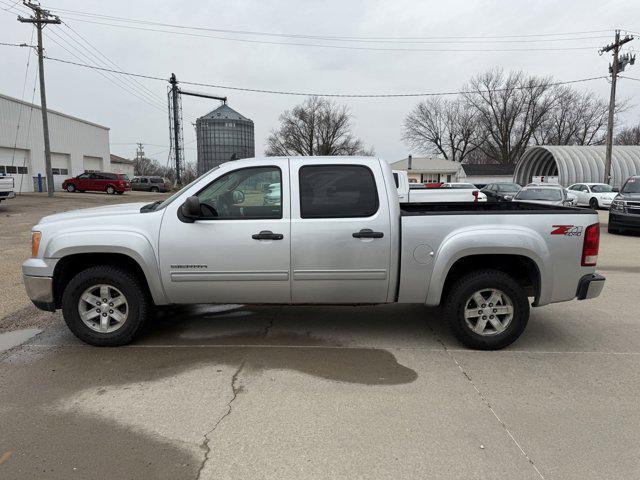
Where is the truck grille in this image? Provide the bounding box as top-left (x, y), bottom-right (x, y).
top-left (627, 201), bottom-right (640, 215)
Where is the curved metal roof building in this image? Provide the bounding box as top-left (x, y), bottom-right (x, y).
top-left (514, 145), bottom-right (640, 187)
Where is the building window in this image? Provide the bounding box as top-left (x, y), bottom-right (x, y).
top-left (0, 166), bottom-right (5, 174)
top-left (421, 173), bottom-right (440, 183)
top-left (52, 168), bottom-right (60, 175)
top-left (6, 166), bottom-right (17, 174)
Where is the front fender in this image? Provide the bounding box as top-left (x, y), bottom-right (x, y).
top-left (426, 226), bottom-right (552, 306)
top-left (44, 230), bottom-right (167, 305)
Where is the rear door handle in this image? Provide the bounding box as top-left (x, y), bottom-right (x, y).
top-left (252, 230), bottom-right (284, 240)
top-left (352, 229), bottom-right (384, 239)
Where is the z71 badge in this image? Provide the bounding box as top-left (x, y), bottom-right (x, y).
top-left (551, 225), bottom-right (583, 236)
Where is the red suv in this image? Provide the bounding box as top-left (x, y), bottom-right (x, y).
top-left (62, 172), bottom-right (131, 195)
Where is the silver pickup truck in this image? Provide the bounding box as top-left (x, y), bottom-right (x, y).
top-left (22, 156), bottom-right (605, 349)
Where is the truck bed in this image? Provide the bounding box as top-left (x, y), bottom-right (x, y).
top-left (400, 201), bottom-right (594, 216)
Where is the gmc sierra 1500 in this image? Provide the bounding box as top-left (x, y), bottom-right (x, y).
top-left (22, 156), bottom-right (605, 349)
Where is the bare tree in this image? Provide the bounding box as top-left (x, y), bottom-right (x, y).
top-left (403, 97), bottom-right (480, 163)
top-left (534, 87), bottom-right (616, 146)
top-left (615, 122), bottom-right (640, 145)
top-left (133, 156), bottom-right (159, 175)
top-left (266, 97), bottom-right (372, 156)
top-left (463, 68), bottom-right (556, 164)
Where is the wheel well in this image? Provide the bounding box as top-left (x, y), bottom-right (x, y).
top-left (52, 253), bottom-right (150, 308)
top-left (440, 254), bottom-right (540, 305)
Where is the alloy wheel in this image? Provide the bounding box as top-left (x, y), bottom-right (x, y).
top-left (463, 288), bottom-right (514, 336)
top-left (77, 284), bottom-right (129, 333)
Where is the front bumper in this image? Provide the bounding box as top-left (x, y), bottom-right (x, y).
top-left (609, 211), bottom-right (640, 230)
top-left (576, 273), bottom-right (606, 300)
top-left (23, 275), bottom-right (55, 311)
top-left (0, 191), bottom-right (15, 200)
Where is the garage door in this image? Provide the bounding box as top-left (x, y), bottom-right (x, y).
top-left (0, 146), bottom-right (32, 192)
top-left (83, 155), bottom-right (103, 172)
top-left (51, 153), bottom-right (71, 190)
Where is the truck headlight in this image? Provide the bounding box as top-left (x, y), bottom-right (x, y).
top-left (611, 200), bottom-right (624, 211)
top-left (31, 231), bottom-right (42, 258)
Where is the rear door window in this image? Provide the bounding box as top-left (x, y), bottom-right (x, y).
top-left (299, 165), bottom-right (379, 218)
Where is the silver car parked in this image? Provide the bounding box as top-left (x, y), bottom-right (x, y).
top-left (514, 186), bottom-right (576, 206)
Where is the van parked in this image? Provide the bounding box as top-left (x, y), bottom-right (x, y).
top-left (131, 176), bottom-right (171, 193)
top-left (62, 172), bottom-right (131, 195)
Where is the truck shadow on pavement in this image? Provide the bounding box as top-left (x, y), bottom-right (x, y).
top-left (143, 304), bottom-right (419, 386)
top-left (1, 304), bottom-right (420, 477)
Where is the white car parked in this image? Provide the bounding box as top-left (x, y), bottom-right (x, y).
top-left (566, 183), bottom-right (618, 209)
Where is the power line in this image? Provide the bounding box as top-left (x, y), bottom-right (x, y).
top-left (42, 54), bottom-right (609, 98)
top-left (42, 6), bottom-right (615, 42)
top-left (61, 21), bottom-right (165, 103)
top-left (619, 75), bottom-right (640, 81)
top-left (0, 40), bottom-right (33, 47)
top-left (1, 0), bottom-right (198, 122)
top-left (57, 18), bottom-right (604, 52)
top-left (9, 25), bottom-right (35, 170)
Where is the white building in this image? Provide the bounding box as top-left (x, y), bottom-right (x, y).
top-left (390, 156), bottom-right (465, 183)
top-left (110, 154), bottom-right (135, 179)
top-left (461, 164), bottom-right (516, 186)
top-left (0, 93), bottom-right (110, 192)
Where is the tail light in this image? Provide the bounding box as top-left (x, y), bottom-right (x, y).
top-left (472, 190), bottom-right (479, 202)
top-left (581, 223), bottom-right (600, 266)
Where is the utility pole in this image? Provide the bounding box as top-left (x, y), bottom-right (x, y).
top-left (169, 73), bottom-right (182, 184)
top-left (18, 1), bottom-right (61, 197)
top-left (167, 73), bottom-right (226, 184)
top-left (599, 30), bottom-right (635, 185)
top-left (136, 142), bottom-right (145, 161)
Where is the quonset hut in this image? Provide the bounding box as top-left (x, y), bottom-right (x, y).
top-left (514, 145), bottom-right (640, 188)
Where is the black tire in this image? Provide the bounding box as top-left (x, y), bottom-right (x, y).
top-left (62, 265), bottom-right (151, 346)
top-left (116, 191), bottom-right (124, 195)
top-left (608, 223), bottom-right (619, 234)
top-left (66, 184), bottom-right (76, 193)
top-left (105, 185), bottom-right (116, 195)
top-left (150, 186), bottom-right (159, 193)
top-left (589, 197), bottom-right (599, 209)
top-left (444, 269), bottom-right (529, 350)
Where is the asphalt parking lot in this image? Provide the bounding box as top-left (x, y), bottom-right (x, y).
top-left (1, 193), bottom-right (639, 479)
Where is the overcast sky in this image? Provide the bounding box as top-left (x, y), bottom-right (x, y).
top-left (2, 0), bottom-right (640, 165)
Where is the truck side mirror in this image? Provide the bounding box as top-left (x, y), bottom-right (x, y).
top-left (181, 196), bottom-right (201, 220)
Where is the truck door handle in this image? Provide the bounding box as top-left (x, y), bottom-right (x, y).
top-left (252, 230), bottom-right (284, 240)
top-left (352, 229), bottom-right (384, 239)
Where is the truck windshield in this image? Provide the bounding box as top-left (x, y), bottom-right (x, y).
top-left (621, 178), bottom-right (640, 193)
top-left (516, 189), bottom-right (562, 201)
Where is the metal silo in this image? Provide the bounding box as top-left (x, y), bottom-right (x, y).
top-left (195, 104), bottom-right (255, 174)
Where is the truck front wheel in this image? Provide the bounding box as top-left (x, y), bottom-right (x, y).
top-left (61, 265), bottom-right (150, 346)
top-left (444, 269), bottom-right (529, 350)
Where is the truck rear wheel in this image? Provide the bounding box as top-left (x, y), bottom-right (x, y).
top-left (444, 269), bottom-right (529, 350)
top-left (61, 265), bottom-right (150, 346)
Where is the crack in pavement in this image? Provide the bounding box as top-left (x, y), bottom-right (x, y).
top-left (426, 323), bottom-right (545, 480)
top-left (196, 358), bottom-right (246, 480)
top-left (195, 309), bottom-right (280, 479)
